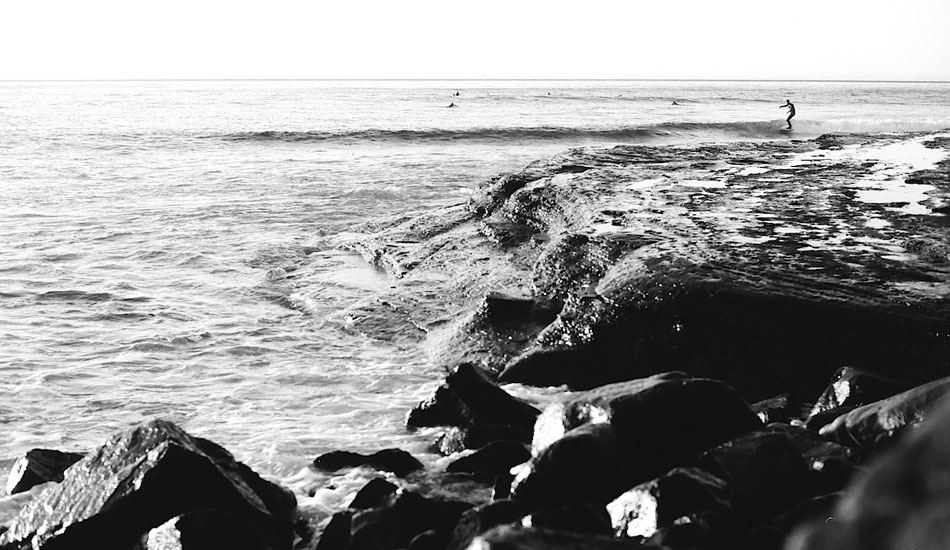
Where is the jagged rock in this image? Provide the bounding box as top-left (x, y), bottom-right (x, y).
top-left (141, 509), bottom-right (280, 550)
top-left (819, 375), bottom-right (950, 451)
top-left (606, 467), bottom-right (734, 539)
top-left (435, 424), bottom-right (532, 456)
top-left (786, 395), bottom-right (950, 550)
top-left (312, 448), bottom-right (423, 477)
top-left (698, 430), bottom-right (812, 524)
top-left (446, 499), bottom-right (528, 550)
top-left (807, 366), bottom-right (912, 418)
top-left (406, 363), bottom-right (540, 431)
top-left (5, 449), bottom-right (84, 495)
top-left (525, 502), bottom-right (613, 536)
top-left (0, 419), bottom-right (296, 550)
top-left (511, 374), bottom-right (759, 508)
top-left (335, 490), bottom-right (473, 550)
top-left (750, 394), bottom-right (801, 425)
top-left (445, 441), bottom-right (531, 480)
top-left (469, 524), bottom-right (663, 549)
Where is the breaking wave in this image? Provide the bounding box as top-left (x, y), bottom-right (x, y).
top-left (213, 120), bottom-right (950, 145)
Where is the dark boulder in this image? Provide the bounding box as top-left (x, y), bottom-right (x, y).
top-left (342, 490), bottom-right (473, 550)
top-left (742, 493), bottom-right (838, 550)
top-left (529, 372), bottom-right (758, 455)
top-left (312, 448), bottom-right (423, 478)
top-left (763, 423), bottom-right (863, 493)
top-left (0, 419), bottom-right (296, 550)
top-left (348, 478), bottom-right (398, 510)
top-left (446, 441), bottom-right (531, 481)
top-left (511, 374), bottom-right (760, 508)
top-left (525, 502), bottom-right (613, 536)
top-left (446, 499), bottom-right (528, 550)
top-left (315, 511), bottom-right (352, 550)
top-left (698, 430), bottom-right (812, 524)
top-left (606, 467), bottom-right (734, 539)
top-left (645, 511), bottom-right (736, 550)
top-left (787, 395), bottom-right (950, 550)
top-left (407, 363), bottom-right (540, 431)
top-left (435, 424), bottom-right (532, 456)
top-left (807, 366), bottom-right (912, 418)
top-left (469, 524), bottom-right (664, 549)
top-left (141, 509), bottom-right (282, 550)
top-left (819, 375), bottom-right (950, 451)
top-left (5, 449), bottom-right (84, 495)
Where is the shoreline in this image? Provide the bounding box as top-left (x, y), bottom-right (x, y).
top-left (3, 129), bottom-right (950, 549)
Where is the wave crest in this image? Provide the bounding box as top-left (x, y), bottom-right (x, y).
top-left (211, 120), bottom-right (950, 145)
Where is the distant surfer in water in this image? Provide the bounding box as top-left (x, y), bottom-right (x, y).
top-left (781, 99), bottom-right (796, 129)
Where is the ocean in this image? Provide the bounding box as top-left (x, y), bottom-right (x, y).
top-left (2, 79), bottom-right (950, 525)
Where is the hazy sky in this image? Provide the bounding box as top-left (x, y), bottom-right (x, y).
top-left (2, 0), bottom-right (948, 81)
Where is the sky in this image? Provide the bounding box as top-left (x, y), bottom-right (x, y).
top-left (1, 0), bottom-right (948, 81)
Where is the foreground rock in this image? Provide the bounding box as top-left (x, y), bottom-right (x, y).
top-left (819, 375), bottom-right (950, 451)
top-left (0, 419), bottom-right (296, 550)
top-left (787, 394), bottom-right (950, 550)
top-left (318, 486), bottom-right (472, 550)
top-left (510, 373), bottom-right (760, 507)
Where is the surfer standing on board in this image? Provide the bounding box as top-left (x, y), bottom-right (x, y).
top-left (781, 99), bottom-right (796, 129)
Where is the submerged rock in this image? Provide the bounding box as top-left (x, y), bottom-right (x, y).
top-left (5, 449), bottom-right (84, 495)
top-left (0, 419), bottom-right (296, 550)
top-left (312, 448), bottom-right (424, 477)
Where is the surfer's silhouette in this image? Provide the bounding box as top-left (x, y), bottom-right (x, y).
top-left (781, 99), bottom-right (796, 129)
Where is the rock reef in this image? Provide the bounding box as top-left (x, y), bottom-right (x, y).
top-left (327, 131), bottom-right (950, 549)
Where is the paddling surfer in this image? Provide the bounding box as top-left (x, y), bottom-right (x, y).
top-left (781, 99), bottom-right (796, 129)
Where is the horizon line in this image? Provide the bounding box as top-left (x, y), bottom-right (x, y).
top-left (2, 78), bottom-right (949, 84)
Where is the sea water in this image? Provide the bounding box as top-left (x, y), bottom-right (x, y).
top-left (1, 79), bottom-right (949, 520)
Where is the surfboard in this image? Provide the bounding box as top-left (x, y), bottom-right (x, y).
top-left (779, 128), bottom-right (793, 133)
